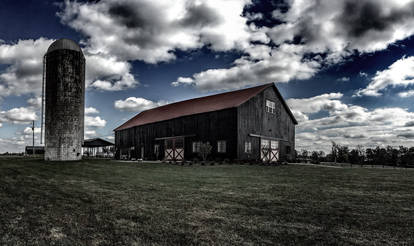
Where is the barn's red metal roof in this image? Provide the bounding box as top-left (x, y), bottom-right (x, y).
top-left (114, 83), bottom-right (296, 131)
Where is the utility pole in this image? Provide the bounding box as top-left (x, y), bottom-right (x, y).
top-left (32, 120), bottom-right (35, 155)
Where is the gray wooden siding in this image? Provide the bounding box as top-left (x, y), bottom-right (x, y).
top-left (237, 86), bottom-right (296, 161)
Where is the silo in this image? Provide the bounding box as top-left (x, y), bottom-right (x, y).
top-left (44, 39), bottom-right (85, 161)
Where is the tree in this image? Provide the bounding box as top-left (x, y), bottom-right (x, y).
top-left (331, 141), bottom-right (338, 163)
top-left (301, 150), bottom-right (309, 159)
top-left (349, 145), bottom-right (364, 166)
top-left (337, 145), bottom-right (349, 163)
top-left (311, 151), bottom-right (320, 164)
top-left (349, 149), bottom-right (360, 165)
top-left (199, 142), bottom-right (212, 162)
top-left (366, 148), bottom-right (374, 166)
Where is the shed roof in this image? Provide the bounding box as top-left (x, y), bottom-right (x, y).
top-left (83, 138), bottom-right (114, 147)
top-left (115, 83), bottom-right (297, 131)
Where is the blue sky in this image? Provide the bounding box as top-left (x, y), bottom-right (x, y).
top-left (1, 0), bottom-right (414, 153)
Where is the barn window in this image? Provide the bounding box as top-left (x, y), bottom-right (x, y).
top-left (217, 140), bottom-right (226, 153)
top-left (266, 99), bottom-right (275, 114)
top-left (192, 141), bottom-right (201, 153)
top-left (245, 141), bottom-right (252, 153)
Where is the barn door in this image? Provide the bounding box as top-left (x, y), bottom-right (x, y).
top-left (174, 138), bottom-right (184, 161)
top-left (270, 140), bottom-right (279, 162)
top-left (261, 139), bottom-right (279, 162)
top-left (261, 139), bottom-right (270, 162)
top-left (165, 139), bottom-right (174, 160)
top-left (164, 138), bottom-right (184, 161)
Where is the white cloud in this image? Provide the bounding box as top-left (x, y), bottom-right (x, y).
top-left (85, 107), bottom-right (99, 114)
top-left (84, 130), bottom-right (97, 139)
top-left (287, 93), bottom-right (346, 117)
top-left (0, 38), bottom-right (53, 97)
top-left (23, 127), bottom-right (41, 135)
top-left (84, 112), bottom-right (107, 139)
top-left (172, 44), bottom-right (320, 91)
top-left (114, 97), bottom-right (168, 112)
top-left (0, 37), bottom-right (139, 98)
top-left (290, 93), bottom-right (414, 152)
top-left (0, 107), bottom-right (37, 124)
top-left (337, 77), bottom-right (350, 82)
top-left (268, 0), bottom-right (414, 56)
top-left (85, 53), bottom-right (138, 91)
top-left (355, 56), bottom-right (414, 96)
top-left (59, 0), bottom-right (254, 64)
top-left (399, 90), bottom-right (414, 98)
top-left (27, 97), bottom-right (42, 109)
top-left (85, 116), bottom-right (106, 128)
top-left (173, 0), bottom-right (414, 91)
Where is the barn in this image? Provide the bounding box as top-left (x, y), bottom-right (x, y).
top-left (114, 83), bottom-right (297, 162)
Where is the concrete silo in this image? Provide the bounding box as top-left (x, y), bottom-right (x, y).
top-left (44, 39), bottom-right (85, 161)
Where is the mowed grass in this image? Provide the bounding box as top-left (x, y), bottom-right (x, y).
top-left (0, 158), bottom-right (413, 245)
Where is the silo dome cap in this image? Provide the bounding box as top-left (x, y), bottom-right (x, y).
top-left (47, 38), bottom-right (83, 54)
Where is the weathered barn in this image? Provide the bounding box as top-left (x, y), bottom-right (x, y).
top-left (114, 83), bottom-right (297, 162)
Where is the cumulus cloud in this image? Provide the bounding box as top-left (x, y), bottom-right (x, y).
top-left (83, 108), bottom-right (107, 138)
top-left (85, 53), bottom-right (138, 91)
top-left (399, 90), bottom-right (414, 98)
top-left (114, 97), bottom-right (168, 112)
top-left (59, 0), bottom-right (254, 63)
top-left (27, 97), bottom-right (42, 109)
top-left (23, 127), bottom-right (41, 135)
top-left (85, 107), bottom-right (99, 114)
top-left (290, 92), bottom-right (414, 152)
top-left (0, 107), bottom-right (37, 124)
top-left (172, 44), bottom-right (320, 91)
top-left (355, 56), bottom-right (414, 96)
top-left (269, 0), bottom-right (414, 56)
top-left (0, 37), bottom-right (139, 98)
top-left (84, 129), bottom-right (97, 139)
top-left (287, 93), bottom-right (346, 117)
top-left (174, 0), bottom-right (414, 91)
top-left (85, 116), bottom-right (106, 128)
top-left (0, 38), bottom-right (53, 97)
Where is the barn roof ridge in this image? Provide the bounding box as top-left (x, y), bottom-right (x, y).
top-left (114, 83), bottom-right (296, 131)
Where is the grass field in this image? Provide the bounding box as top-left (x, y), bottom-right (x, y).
top-left (1, 158), bottom-right (413, 245)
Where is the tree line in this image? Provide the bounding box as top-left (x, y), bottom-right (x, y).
top-left (296, 142), bottom-right (414, 167)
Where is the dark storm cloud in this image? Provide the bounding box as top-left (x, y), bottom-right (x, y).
top-left (179, 3), bottom-right (222, 28)
top-left (344, 111), bottom-right (359, 119)
top-left (109, 2), bottom-right (221, 29)
top-left (108, 3), bottom-right (156, 29)
top-left (405, 121), bottom-right (414, 127)
top-left (344, 134), bottom-right (366, 139)
top-left (14, 63), bottom-right (41, 78)
top-left (338, 0), bottom-right (414, 38)
top-left (398, 132), bottom-right (414, 139)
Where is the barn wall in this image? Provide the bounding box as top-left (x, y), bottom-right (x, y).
top-left (115, 108), bottom-right (238, 160)
top-left (237, 86), bottom-right (296, 161)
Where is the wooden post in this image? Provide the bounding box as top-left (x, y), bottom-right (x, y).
top-left (32, 120), bottom-right (35, 155)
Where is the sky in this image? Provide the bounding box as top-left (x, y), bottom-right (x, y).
top-left (1, 0), bottom-right (414, 153)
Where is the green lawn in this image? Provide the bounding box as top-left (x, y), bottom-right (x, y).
top-left (0, 158), bottom-right (413, 245)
